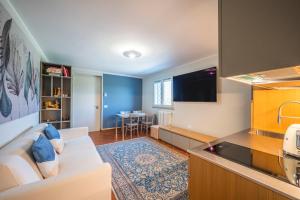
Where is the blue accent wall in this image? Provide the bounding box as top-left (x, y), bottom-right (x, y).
top-left (103, 74), bottom-right (142, 128)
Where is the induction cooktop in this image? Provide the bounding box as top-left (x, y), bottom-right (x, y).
top-left (205, 141), bottom-right (300, 187)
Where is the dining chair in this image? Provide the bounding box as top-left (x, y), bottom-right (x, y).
top-left (125, 113), bottom-right (140, 138)
top-left (120, 111), bottom-right (130, 114)
top-left (116, 111), bottom-right (130, 125)
top-left (141, 114), bottom-right (154, 134)
top-left (139, 115), bottom-right (144, 128)
top-left (120, 111), bottom-right (131, 124)
top-left (133, 110), bottom-right (142, 113)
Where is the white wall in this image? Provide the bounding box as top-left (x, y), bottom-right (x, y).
top-left (0, 0), bottom-right (45, 147)
top-left (0, 113), bottom-right (39, 146)
top-left (142, 55), bottom-right (252, 138)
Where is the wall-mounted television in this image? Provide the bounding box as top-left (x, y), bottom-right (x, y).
top-left (173, 67), bottom-right (217, 102)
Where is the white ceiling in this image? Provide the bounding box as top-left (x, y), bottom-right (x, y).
top-left (10, 0), bottom-right (218, 77)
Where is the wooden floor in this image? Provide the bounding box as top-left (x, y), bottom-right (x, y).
top-left (89, 129), bottom-right (189, 200)
top-left (89, 128), bottom-right (148, 145)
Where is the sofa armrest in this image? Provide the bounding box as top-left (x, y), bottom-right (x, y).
top-left (0, 163), bottom-right (112, 200)
top-left (59, 127), bottom-right (89, 141)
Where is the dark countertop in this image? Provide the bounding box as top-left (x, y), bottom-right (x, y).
top-left (187, 129), bottom-right (300, 200)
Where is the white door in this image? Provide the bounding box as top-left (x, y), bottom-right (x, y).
top-left (73, 73), bottom-right (101, 132)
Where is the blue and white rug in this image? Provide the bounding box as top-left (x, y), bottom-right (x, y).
top-left (97, 137), bottom-right (188, 200)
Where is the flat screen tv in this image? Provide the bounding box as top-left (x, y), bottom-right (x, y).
top-left (173, 67), bottom-right (217, 102)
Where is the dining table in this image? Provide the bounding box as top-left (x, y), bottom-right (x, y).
top-left (115, 112), bottom-right (146, 140)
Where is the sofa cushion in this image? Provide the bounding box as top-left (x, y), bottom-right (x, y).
top-left (44, 124), bottom-right (64, 154)
top-left (0, 155), bottom-right (41, 192)
top-left (44, 124), bottom-right (60, 140)
top-left (58, 136), bottom-right (103, 174)
top-left (32, 135), bottom-right (59, 178)
top-left (59, 127), bottom-right (88, 141)
top-left (0, 125), bottom-right (46, 179)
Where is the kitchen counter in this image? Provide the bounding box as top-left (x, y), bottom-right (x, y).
top-left (188, 129), bottom-right (300, 200)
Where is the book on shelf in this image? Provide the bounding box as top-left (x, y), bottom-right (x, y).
top-left (46, 67), bottom-right (62, 76)
top-left (62, 66), bottom-right (70, 77)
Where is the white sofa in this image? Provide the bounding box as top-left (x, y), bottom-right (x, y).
top-left (0, 124), bottom-right (112, 200)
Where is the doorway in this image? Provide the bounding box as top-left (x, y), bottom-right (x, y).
top-left (73, 73), bottom-right (102, 132)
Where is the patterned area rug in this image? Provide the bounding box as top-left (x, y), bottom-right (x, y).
top-left (97, 137), bottom-right (188, 200)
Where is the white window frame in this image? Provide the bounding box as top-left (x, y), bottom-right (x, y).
top-left (153, 78), bottom-right (173, 109)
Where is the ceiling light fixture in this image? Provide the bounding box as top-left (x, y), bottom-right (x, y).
top-left (123, 50), bottom-right (142, 59)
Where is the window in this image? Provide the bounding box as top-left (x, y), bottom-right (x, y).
top-left (153, 78), bottom-right (172, 107)
top-left (163, 79), bottom-right (172, 105)
top-left (153, 81), bottom-right (162, 105)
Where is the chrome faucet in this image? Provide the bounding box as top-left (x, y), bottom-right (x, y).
top-left (277, 101), bottom-right (300, 125)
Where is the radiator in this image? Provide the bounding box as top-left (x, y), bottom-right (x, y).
top-left (157, 110), bottom-right (173, 126)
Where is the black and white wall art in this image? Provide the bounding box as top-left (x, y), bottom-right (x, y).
top-left (0, 2), bottom-right (40, 124)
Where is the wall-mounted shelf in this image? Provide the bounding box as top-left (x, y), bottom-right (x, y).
top-left (41, 96), bottom-right (71, 99)
top-left (42, 74), bottom-right (72, 79)
top-left (41, 96), bottom-right (60, 98)
top-left (40, 62), bottom-right (72, 129)
top-left (42, 120), bottom-right (61, 123)
top-left (62, 76), bottom-right (72, 79)
top-left (41, 109), bottom-right (61, 111)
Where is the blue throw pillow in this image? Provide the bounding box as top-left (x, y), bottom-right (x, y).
top-left (44, 124), bottom-right (60, 139)
top-left (44, 124), bottom-right (64, 154)
top-left (32, 135), bottom-right (55, 163)
top-left (32, 135), bottom-right (59, 178)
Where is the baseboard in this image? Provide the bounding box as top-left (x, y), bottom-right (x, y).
top-left (101, 127), bottom-right (120, 131)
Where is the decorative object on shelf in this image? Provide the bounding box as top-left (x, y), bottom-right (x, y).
top-left (46, 67), bottom-right (61, 76)
top-left (53, 88), bottom-right (61, 97)
top-left (62, 116), bottom-right (70, 121)
top-left (0, 2), bottom-right (40, 125)
top-left (40, 62), bottom-right (72, 129)
top-left (43, 100), bottom-right (60, 110)
top-left (62, 94), bottom-right (69, 98)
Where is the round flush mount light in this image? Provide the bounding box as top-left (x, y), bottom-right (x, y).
top-left (123, 50), bottom-right (142, 59)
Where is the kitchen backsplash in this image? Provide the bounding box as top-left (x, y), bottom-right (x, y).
top-left (252, 81), bottom-right (300, 134)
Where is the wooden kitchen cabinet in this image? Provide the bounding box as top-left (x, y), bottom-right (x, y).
top-left (219, 0), bottom-right (300, 77)
top-left (189, 154), bottom-right (290, 200)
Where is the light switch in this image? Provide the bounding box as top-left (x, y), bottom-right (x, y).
top-left (104, 105), bottom-right (108, 108)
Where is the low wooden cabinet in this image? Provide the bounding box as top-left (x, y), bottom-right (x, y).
top-left (159, 129), bottom-right (204, 151)
top-left (189, 154), bottom-right (290, 200)
top-left (158, 126), bottom-right (216, 151)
